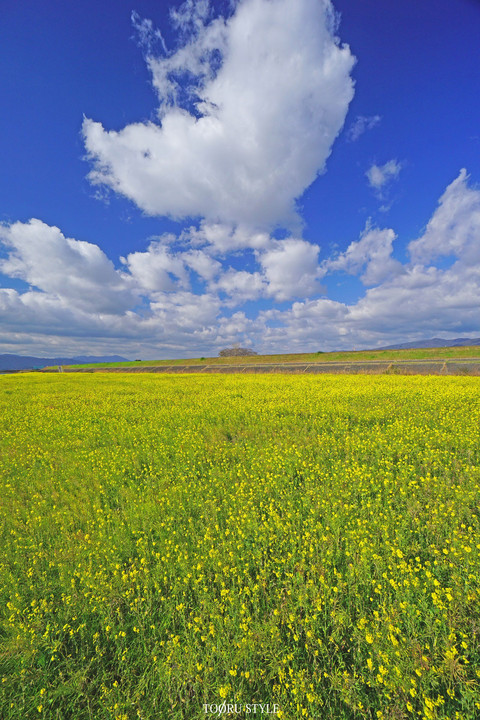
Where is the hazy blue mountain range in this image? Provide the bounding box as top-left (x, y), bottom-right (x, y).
top-left (0, 355), bottom-right (128, 371)
top-left (378, 338), bottom-right (480, 350)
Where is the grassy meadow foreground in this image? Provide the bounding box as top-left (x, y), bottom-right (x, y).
top-left (1, 373), bottom-right (479, 719)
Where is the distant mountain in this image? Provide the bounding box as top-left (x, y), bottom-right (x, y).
top-left (0, 354), bottom-right (128, 372)
top-left (378, 337), bottom-right (480, 350)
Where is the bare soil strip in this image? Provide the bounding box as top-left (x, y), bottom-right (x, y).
top-left (45, 359), bottom-right (480, 376)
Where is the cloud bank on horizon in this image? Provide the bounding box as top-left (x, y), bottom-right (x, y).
top-left (1, 0), bottom-right (479, 358)
top-left (2, 169), bottom-right (479, 357)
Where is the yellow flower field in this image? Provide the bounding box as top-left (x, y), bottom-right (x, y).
top-left (0, 373), bottom-right (479, 719)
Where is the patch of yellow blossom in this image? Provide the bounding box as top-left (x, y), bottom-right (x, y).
top-left (0, 372), bottom-right (479, 718)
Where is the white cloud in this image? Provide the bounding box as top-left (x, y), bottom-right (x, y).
top-left (346, 114), bottom-right (381, 142)
top-left (124, 242), bottom-right (190, 293)
top-left (185, 222), bottom-right (272, 253)
top-left (408, 169), bottom-right (480, 266)
top-left (213, 269), bottom-right (266, 303)
top-left (206, 237), bottom-right (323, 304)
top-left (259, 238), bottom-right (322, 301)
top-left (1, 171), bottom-right (480, 357)
top-left (145, 2), bottom-right (228, 111)
top-left (348, 263), bottom-right (480, 337)
top-left (182, 249), bottom-right (222, 281)
top-left (366, 159), bottom-right (402, 190)
top-left (83, 0), bottom-right (355, 230)
top-left (123, 240), bottom-right (223, 292)
top-left (0, 219), bottom-right (137, 314)
top-left (249, 259), bottom-right (480, 353)
top-left (131, 11), bottom-right (167, 55)
top-left (149, 290), bottom-right (220, 329)
top-left (324, 223), bottom-right (403, 285)
top-left (255, 171), bottom-right (480, 349)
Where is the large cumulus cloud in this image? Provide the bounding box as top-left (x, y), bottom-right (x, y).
top-left (83, 0), bottom-right (355, 230)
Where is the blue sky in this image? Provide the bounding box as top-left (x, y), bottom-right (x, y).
top-left (1, 0), bottom-right (479, 358)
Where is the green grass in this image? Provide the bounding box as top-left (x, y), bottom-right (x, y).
top-left (1, 373), bottom-right (480, 719)
top-left (48, 344), bottom-right (480, 370)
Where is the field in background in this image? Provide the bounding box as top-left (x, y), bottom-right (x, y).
top-left (1, 373), bottom-right (480, 719)
top-left (49, 344), bottom-right (480, 370)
